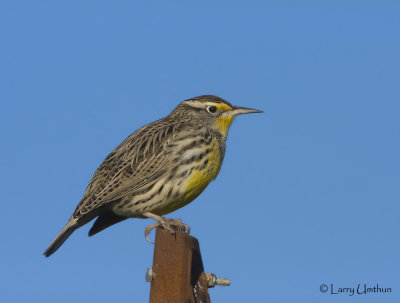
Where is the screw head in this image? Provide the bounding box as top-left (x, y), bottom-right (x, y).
top-left (146, 268), bottom-right (154, 282)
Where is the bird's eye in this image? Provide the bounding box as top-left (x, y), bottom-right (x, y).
top-left (207, 106), bottom-right (217, 114)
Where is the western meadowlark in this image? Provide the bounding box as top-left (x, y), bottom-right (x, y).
top-left (44, 95), bottom-right (261, 257)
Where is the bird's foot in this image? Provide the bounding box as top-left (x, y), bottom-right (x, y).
top-left (143, 214), bottom-right (190, 243)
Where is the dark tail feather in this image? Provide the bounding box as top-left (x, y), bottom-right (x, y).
top-left (43, 219), bottom-right (78, 257)
top-left (89, 211), bottom-right (127, 237)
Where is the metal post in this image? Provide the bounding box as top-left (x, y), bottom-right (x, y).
top-left (148, 227), bottom-right (211, 303)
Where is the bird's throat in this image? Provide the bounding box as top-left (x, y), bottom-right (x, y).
top-left (215, 116), bottom-right (234, 137)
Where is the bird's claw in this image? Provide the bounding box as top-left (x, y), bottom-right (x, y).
top-left (145, 223), bottom-right (159, 244)
top-left (144, 218), bottom-right (191, 244)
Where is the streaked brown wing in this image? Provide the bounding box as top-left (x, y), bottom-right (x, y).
top-left (72, 119), bottom-right (181, 219)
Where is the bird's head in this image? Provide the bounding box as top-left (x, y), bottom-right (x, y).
top-left (173, 95), bottom-right (262, 137)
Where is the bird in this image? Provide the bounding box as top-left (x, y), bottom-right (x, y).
top-left (44, 95), bottom-right (262, 257)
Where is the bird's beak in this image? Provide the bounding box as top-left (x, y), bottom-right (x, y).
top-left (223, 106), bottom-right (263, 117)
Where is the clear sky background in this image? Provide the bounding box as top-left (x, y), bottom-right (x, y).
top-left (1, 1), bottom-right (399, 302)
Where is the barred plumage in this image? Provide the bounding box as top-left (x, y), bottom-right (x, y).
top-left (44, 95), bottom-right (261, 257)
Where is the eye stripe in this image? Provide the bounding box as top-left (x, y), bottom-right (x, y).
top-left (214, 103), bottom-right (232, 111)
top-left (182, 100), bottom-right (232, 111)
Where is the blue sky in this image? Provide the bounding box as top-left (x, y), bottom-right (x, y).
top-left (1, 1), bottom-right (399, 302)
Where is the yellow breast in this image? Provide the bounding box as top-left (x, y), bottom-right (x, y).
top-left (150, 138), bottom-right (222, 216)
top-left (181, 138), bottom-right (222, 202)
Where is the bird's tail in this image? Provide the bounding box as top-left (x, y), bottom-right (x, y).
top-left (43, 219), bottom-right (78, 257)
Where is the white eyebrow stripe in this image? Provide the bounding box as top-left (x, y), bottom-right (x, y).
top-left (182, 100), bottom-right (219, 109)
